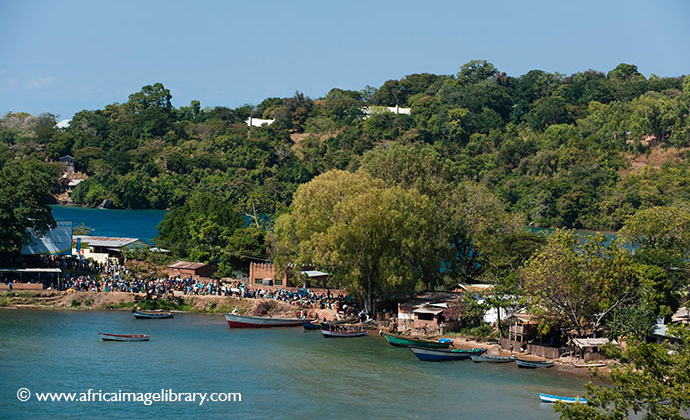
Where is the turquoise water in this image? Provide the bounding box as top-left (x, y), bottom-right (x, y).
top-left (0, 310), bottom-right (589, 420)
top-left (50, 205), bottom-right (167, 242)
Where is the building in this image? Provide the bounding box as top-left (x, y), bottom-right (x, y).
top-left (397, 292), bottom-right (460, 332)
top-left (361, 105), bottom-right (412, 118)
top-left (167, 261), bottom-right (217, 281)
top-left (247, 261), bottom-right (329, 289)
top-left (59, 155), bottom-right (75, 173)
top-left (245, 117), bottom-right (275, 127)
top-left (73, 236), bottom-right (149, 264)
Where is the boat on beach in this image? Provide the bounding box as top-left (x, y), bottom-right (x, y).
top-left (321, 324), bottom-right (367, 338)
top-left (132, 308), bottom-right (174, 319)
top-left (571, 361), bottom-right (607, 368)
top-left (381, 332), bottom-right (452, 348)
top-left (538, 393), bottom-right (587, 404)
top-left (302, 320), bottom-right (322, 330)
top-left (409, 346), bottom-right (486, 361)
top-left (99, 332), bottom-right (149, 342)
top-left (224, 313), bottom-right (303, 328)
top-left (470, 354), bottom-right (517, 363)
top-left (516, 359), bottom-right (555, 368)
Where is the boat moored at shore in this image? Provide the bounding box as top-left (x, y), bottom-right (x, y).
top-left (470, 354), bottom-right (517, 363)
top-left (224, 313), bottom-right (303, 328)
top-left (381, 332), bottom-right (452, 348)
top-left (132, 308), bottom-right (174, 319)
top-left (409, 346), bottom-right (486, 361)
top-left (516, 359), bottom-right (555, 368)
top-left (538, 393), bottom-right (587, 404)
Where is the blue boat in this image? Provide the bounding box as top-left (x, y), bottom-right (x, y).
top-left (409, 346), bottom-right (485, 361)
top-left (538, 393), bottom-right (587, 404)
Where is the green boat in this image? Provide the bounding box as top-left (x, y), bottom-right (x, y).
top-left (381, 332), bottom-right (452, 349)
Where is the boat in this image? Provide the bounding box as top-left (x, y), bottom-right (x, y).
top-left (516, 359), bottom-right (555, 368)
top-left (571, 361), bottom-right (607, 368)
top-left (409, 346), bottom-right (485, 361)
top-left (470, 354), bottom-right (517, 363)
top-left (381, 332), bottom-right (452, 348)
top-left (224, 313), bottom-right (303, 328)
top-left (538, 393), bottom-right (587, 404)
top-left (98, 332), bottom-right (149, 342)
top-left (132, 308), bottom-right (174, 319)
top-left (321, 325), bottom-right (367, 338)
top-left (302, 320), bottom-right (322, 330)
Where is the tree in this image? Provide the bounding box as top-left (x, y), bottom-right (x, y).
top-left (557, 325), bottom-right (690, 420)
top-left (155, 192), bottom-right (242, 265)
top-left (273, 170), bottom-right (444, 312)
top-left (520, 230), bottom-right (640, 337)
top-left (0, 159), bottom-right (56, 256)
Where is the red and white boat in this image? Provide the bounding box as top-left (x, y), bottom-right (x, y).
top-left (224, 313), bottom-right (303, 328)
top-left (99, 332), bottom-right (149, 342)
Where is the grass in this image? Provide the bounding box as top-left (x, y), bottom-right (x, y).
top-left (0, 296), bottom-right (11, 307)
top-left (134, 298), bottom-right (194, 312)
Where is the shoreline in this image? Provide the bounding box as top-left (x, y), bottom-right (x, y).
top-left (2, 290), bottom-right (611, 381)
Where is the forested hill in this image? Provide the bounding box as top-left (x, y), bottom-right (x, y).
top-left (2, 60), bottom-right (689, 231)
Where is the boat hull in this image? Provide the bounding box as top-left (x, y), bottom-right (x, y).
top-left (224, 313), bottom-right (303, 328)
top-left (538, 393), bottom-right (587, 404)
top-left (470, 354), bottom-right (517, 363)
top-left (132, 309), bottom-right (173, 319)
top-left (99, 333), bottom-right (149, 342)
top-left (516, 359), bottom-right (555, 368)
top-left (409, 346), bottom-right (484, 361)
top-left (321, 329), bottom-right (366, 338)
top-left (382, 333), bottom-right (451, 348)
top-left (302, 321), bottom-right (321, 330)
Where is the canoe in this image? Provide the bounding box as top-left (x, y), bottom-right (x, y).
top-left (470, 354), bottom-right (517, 363)
top-left (224, 313), bottom-right (303, 328)
top-left (302, 320), bottom-right (322, 330)
top-left (321, 328), bottom-right (367, 338)
top-left (516, 359), bottom-right (555, 368)
top-left (132, 309), bottom-right (173, 319)
top-left (320, 318), bottom-right (357, 329)
top-left (381, 332), bottom-right (451, 348)
top-left (538, 393), bottom-right (587, 404)
top-left (571, 362), bottom-right (607, 368)
top-left (409, 346), bottom-right (485, 361)
top-left (99, 332), bottom-right (149, 342)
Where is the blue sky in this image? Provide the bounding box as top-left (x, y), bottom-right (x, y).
top-left (1, 0), bottom-right (689, 120)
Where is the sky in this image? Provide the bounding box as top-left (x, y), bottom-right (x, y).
top-left (1, 0), bottom-right (689, 120)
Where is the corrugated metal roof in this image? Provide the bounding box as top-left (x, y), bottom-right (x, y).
top-left (167, 261), bottom-right (208, 270)
top-left (74, 236), bottom-right (142, 248)
top-left (300, 270), bottom-right (329, 277)
top-left (413, 306), bottom-right (445, 315)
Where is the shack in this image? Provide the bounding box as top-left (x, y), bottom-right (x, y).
top-left (572, 338), bottom-right (609, 361)
top-left (501, 313), bottom-right (564, 359)
top-left (167, 261), bottom-right (217, 281)
top-left (73, 236), bottom-right (149, 264)
top-left (247, 261), bottom-right (330, 289)
top-left (397, 292), bottom-right (459, 333)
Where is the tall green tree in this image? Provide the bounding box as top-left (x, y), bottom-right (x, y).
top-left (274, 170), bottom-right (444, 311)
top-left (0, 159), bottom-right (56, 256)
top-left (521, 230), bottom-right (641, 337)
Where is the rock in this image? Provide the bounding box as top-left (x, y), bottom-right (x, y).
top-left (97, 199), bottom-right (113, 209)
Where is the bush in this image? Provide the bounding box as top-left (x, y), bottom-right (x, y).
top-left (253, 300), bottom-right (275, 316)
top-left (70, 299), bottom-right (81, 307)
top-left (84, 297), bottom-right (94, 307)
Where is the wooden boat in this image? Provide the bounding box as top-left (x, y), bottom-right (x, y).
top-left (321, 327), bottom-right (367, 338)
top-left (132, 308), bottom-right (173, 319)
top-left (571, 361), bottom-right (607, 368)
top-left (381, 332), bottom-right (451, 349)
top-left (224, 313), bottom-right (303, 328)
top-left (302, 320), bottom-right (322, 330)
top-left (409, 346), bottom-right (485, 361)
top-left (470, 354), bottom-right (517, 363)
top-left (538, 393), bottom-right (587, 404)
top-left (99, 332), bottom-right (149, 342)
top-left (516, 359), bottom-right (555, 368)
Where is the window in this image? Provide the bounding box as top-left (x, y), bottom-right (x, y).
top-left (254, 278), bottom-right (262, 285)
top-left (274, 279), bottom-right (282, 286)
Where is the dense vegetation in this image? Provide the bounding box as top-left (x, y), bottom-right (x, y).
top-left (2, 61), bottom-right (689, 232)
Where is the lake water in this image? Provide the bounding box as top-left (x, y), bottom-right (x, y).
top-left (0, 310), bottom-right (589, 420)
top-left (50, 205), bottom-right (167, 242)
